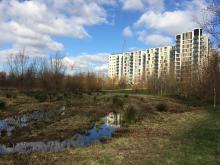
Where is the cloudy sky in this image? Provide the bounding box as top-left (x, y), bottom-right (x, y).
top-left (0, 0), bottom-right (211, 73)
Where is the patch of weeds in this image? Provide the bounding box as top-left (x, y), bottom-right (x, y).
top-left (140, 97), bottom-right (144, 102)
top-left (34, 93), bottom-right (48, 102)
top-left (65, 100), bottom-right (73, 107)
top-left (0, 100), bottom-right (6, 109)
top-left (124, 94), bottom-right (129, 98)
top-left (123, 105), bottom-right (138, 124)
top-left (12, 93), bottom-right (17, 99)
top-left (56, 94), bottom-right (64, 101)
top-left (112, 95), bottom-right (124, 108)
top-left (5, 93), bottom-right (17, 99)
top-left (78, 92), bottom-right (83, 98)
top-left (6, 93), bottom-right (12, 98)
top-left (156, 102), bottom-right (168, 112)
top-left (93, 96), bottom-right (97, 103)
top-left (87, 91), bottom-right (92, 95)
top-left (64, 92), bottom-right (69, 98)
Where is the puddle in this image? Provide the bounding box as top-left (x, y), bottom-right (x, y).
top-left (0, 106), bottom-right (66, 137)
top-left (0, 112), bottom-right (121, 154)
top-left (0, 111), bottom-right (48, 137)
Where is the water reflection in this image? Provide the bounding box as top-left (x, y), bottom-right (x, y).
top-left (0, 111), bottom-right (48, 137)
top-left (0, 112), bottom-right (121, 154)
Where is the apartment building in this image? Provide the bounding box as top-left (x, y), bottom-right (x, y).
top-left (175, 28), bottom-right (209, 81)
top-left (108, 54), bottom-right (123, 80)
top-left (146, 46), bottom-right (175, 79)
top-left (108, 46), bottom-right (174, 84)
top-left (108, 50), bottom-right (146, 84)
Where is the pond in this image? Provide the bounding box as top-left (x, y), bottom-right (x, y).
top-left (0, 112), bottom-right (121, 154)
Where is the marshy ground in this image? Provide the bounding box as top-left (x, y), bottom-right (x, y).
top-left (0, 91), bottom-right (219, 165)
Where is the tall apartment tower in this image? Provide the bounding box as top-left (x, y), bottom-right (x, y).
top-left (175, 28), bottom-right (209, 81)
top-left (108, 51), bottom-right (146, 84)
top-left (145, 47), bottom-right (174, 79)
top-left (108, 46), bottom-right (174, 84)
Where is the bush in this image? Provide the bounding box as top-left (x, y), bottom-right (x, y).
top-left (64, 92), bottom-right (69, 98)
top-left (140, 97), bottom-right (144, 102)
top-left (123, 105), bottom-right (138, 124)
top-left (12, 94), bottom-right (17, 99)
top-left (78, 92), bottom-right (83, 98)
top-left (35, 93), bottom-right (48, 102)
top-left (0, 100), bottom-right (6, 109)
top-left (124, 94), bottom-right (129, 98)
top-left (6, 93), bottom-right (12, 98)
top-left (5, 93), bottom-right (17, 99)
top-left (156, 102), bottom-right (168, 112)
top-left (93, 96), bottom-right (97, 103)
top-left (87, 91), bottom-right (92, 95)
top-left (56, 94), bottom-right (64, 101)
top-left (112, 95), bottom-right (124, 108)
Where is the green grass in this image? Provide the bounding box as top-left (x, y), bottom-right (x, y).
top-left (138, 106), bottom-right (220, 165)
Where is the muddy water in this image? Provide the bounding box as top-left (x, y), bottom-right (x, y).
top-left (0, 106), bottom-right (67, 137)
top-left (0, 111), bottom-right (49, 137)
top-left (0, 112), bottom-right (121, 154)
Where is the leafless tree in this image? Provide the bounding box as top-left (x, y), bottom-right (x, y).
top-left (7, 49), bottom-right (29, 89)
top-left (49, 53), bottom-right (66, 91)
top-left (201, 0), bottom-right (220, 45)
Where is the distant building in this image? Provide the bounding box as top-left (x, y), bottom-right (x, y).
top-left (146, 46), bottom-right (175, 80)
top-left (108, 28), bottom-right (210, 85)
top-left (108, 50), bottom-right (146, 84)
top-left (108, 46), bottom-right (175, 84)
top-left (175, 28), bottom-right (210, 82)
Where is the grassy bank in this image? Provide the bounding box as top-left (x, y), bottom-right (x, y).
top-left (0, 91), bottom-right (219, 164)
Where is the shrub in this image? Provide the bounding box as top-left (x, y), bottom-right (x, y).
top-left (56, 94), bottom-right (64, 101)
top-left (6, 93), bottom-right (12, 98)
top-left (140, 97), bottom-right (144, 102)
top-left (156, 102), bottom-right (168, 112)
top-left (93, 96), bottom-right (97, 103)
top-left (124, 94), bottom-right (129, 98)
top-left (12, 93), bottom-right (17, 99)
top-left (64, 92), bottom-right (69, 98)
top-left (87, 91), bottom-right (92, 95)
top-left (112, 95), bottom-right (124, 108)
top-left (123, 105), bottom-right (138, 124)
top-left (78, 92), bottom-right (83, 98)
top-left (5, 93), bottom-right (17, 99)
top-left (0, 100), bottom-right (6, 109)
top-left (34, 93), bottom-right (48, 102)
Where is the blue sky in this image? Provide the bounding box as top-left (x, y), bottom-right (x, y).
top-left (0, 0), bottom-right (211, 72)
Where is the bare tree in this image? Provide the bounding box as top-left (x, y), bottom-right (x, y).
top-left (49, 53), bottom-right (66, 91)
top-left (7, 49), bottom-right (29, 89)
top-left (201, 0), bottom-right (220, 45)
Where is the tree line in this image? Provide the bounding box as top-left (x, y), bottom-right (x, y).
top-left (0, 51), bottom-right (104, 92)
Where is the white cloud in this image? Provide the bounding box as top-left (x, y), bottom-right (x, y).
top-left (62, 53), bottom-right (110, 72)
top-left (94, 64), bottom-right (108, 72)
top-left (138, 31), bottom-right (172, 46)
top-left (123, 26), bottom-right (133, 38)
top-left (145, 34), bottom-right (172, 46)
top-left (0, 0), bottom-right (114, 54)
top-left (133, 0), bottom-right (208, 46)
top-left (135, 10), bottom-right (197, 35)
top-left (121, 0), bottom-right (144, 11)
top-left (121, 0), bottom-right (164, 11)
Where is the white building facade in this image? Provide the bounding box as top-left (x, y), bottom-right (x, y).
top-left (109, 46), bottom-right (174, 84)
top-left (175, 28), bottom-right (210, 81)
